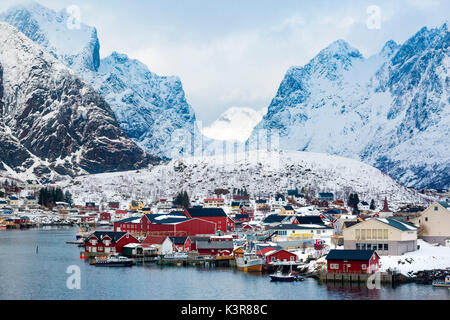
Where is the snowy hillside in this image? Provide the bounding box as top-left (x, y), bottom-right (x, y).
top-left (59, 150), bottom-right (429, 209)
top-left (0, 22), bottom-right (153, 179)
top-left (251, 25), bottom-right (450, 189)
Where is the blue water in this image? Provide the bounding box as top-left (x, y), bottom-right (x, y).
top-left (0, 227), bottom-right (449, 300)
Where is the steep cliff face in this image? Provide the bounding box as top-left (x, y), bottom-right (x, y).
top-left (0, 22), bottom-right (154, 179)
top-left (251, 25), bottom-right (450, 189)
top-left (85, 52), bottom-right (199, 158)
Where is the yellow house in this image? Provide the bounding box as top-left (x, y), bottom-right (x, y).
top-left (7, 196), bottom-right (19, 206)
top-left (343, 217), bottom-right (417, 256)
top-left (279, 205), bottom-right (295, 215)
top-left (412, 202), bottom-right (450, 246)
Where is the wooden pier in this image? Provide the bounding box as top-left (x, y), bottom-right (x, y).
top-left (319, 272), bottom-right (394, 284)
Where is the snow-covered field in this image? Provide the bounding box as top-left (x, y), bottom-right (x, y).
top-left (379, 240), bottom-right (450, 275)
top-left (57, 150), bottom-right (431, 209)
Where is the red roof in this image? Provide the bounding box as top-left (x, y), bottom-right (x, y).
top-left (142, 235), bottom-right (167, 245)
top-left (256, 247), bottom-right (276, 256)
top-left (204, 199), bottom-right (224, 202)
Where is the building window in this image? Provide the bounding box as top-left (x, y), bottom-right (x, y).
top-left (361, 229), bottom-right (366, 240)
top-left (355, 229), bottom-right (360, 240)
top-left (378, 244), bottom-right (383, 250)
top-left (425, 217), bottom-right (428, 222)
top-left (384, 244), bottom-right (389, 251)
top-left (434, 206), bottom-right (438, 211)
top-left (356, 243), bottom-right (360, 250)
top-left (362, 264), bottom-right (367, 270)
top-left (361, 244), bottom-right (366, 250)
top-left (383, 229), bottom-right (388, 239)
top-left (367, 229), bottom-right (371, 239)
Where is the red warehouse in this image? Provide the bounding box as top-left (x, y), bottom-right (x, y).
top-left (326, 250), bottom-right (380, 274)
top-left (84, 231), bottom-right (139, 254)
top-left (185, 207), bottom-right (235, 232)
top-left (114, 213), bottom-right (217, 237)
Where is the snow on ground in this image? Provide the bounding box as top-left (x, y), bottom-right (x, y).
top-left (57, 150), bottom-right (432, 209)
top-left (379, 240), bottom-right (450, 275)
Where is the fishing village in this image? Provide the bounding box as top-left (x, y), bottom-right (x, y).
top-left (1, 176), bottom-right (450, 289)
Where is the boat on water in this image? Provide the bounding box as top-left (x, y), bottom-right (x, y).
top-left (94, 254), bottom-right (134, 267)
top-left (270, 266), bottom-right (302, 282)
top-left (432, 275), bottom-right (450, 287)
top-left (235, 253), bottom-right (265, 272)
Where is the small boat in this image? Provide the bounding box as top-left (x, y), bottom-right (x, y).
top-left (94, 254), bottom-right (134, 267)
top-left (432, 275), bottom-right (450, 287)
top-left (235, 253), bottom-right (265, 272)
top-left (270, 266), bottom-right (298, 282)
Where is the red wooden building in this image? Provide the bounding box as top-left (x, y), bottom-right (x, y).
top-left (84, 231), bottom-right (139, 254)
top-left (185, 207), bottom-right (235, 232)
top-left (167, 236), bottom-right (192, 252)
top-left (264, 249), bottom-right (298, 265)
top-left (114, 213), bottom-right (217, 237)
top-left (196, 237), bottom-right (234, 256)
top-left (99, 212), bottom-right (111, 222)
top-left (326, 250), bottom-right (380, 274)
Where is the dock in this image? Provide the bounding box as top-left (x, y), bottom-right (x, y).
top-left (319, 272), bottom-right (394, 284)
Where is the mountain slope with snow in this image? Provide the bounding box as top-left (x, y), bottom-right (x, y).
top-left (0, 22), bottom-right (154, 180)
top-left (0, 3), bottom-right (201, 159)
top-left (251, 25), bottom-right (450, 189)
top-left (59, 150), bottom-right (430, 208)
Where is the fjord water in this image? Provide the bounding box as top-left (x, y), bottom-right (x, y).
top-left (0, 227), bottom-right (448, 300)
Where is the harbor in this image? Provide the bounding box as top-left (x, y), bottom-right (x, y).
top-left (1, 227), bottom-right (449, 300)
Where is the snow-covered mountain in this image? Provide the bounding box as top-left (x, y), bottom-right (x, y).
top-left (0, 2), bottom-right (100, 72)
top-left (0, 2), bottom-right (199, 159)
top-left (250, 25), bottom-right (450, 189)
top-left (84, 52), bottom-right (198, 158)
top-left (202, 107), bottom-right (267, 142)
top-left (59, 150), bottom-right (431, 209)
top-left (0, 22), bottom-right (154, 180)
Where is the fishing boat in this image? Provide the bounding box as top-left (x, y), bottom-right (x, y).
top-left (270, 265), bottom-right (298, 282)
top-left (94, 254), bottom-right (134, 267)
top-left (235, 253), bottom-right (265, 272)
top-left (432, 275), bottom-right (450, 287)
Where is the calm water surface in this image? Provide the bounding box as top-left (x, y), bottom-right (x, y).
top-left (0, 227), bottom-right (449, 300)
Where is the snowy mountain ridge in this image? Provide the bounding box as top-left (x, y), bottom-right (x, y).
top-left (0, 22), bottom-right (154, 180)
top-left (0, 2), bottom-right (200, 159)
top-left (251, 24), bottom-right (450, 189)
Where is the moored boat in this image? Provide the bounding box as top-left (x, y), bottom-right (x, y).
top-left (235, 253), bottom-right (265, 272)
top-left (94, 254), bottom-right (134, 267)
top-left (432, 275), bottom-right (450, 287)
top-left (270, 265), bottom-right (300, 282)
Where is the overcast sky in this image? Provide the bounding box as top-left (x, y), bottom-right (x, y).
top-left (1, 0), bottom-right (449, 125)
